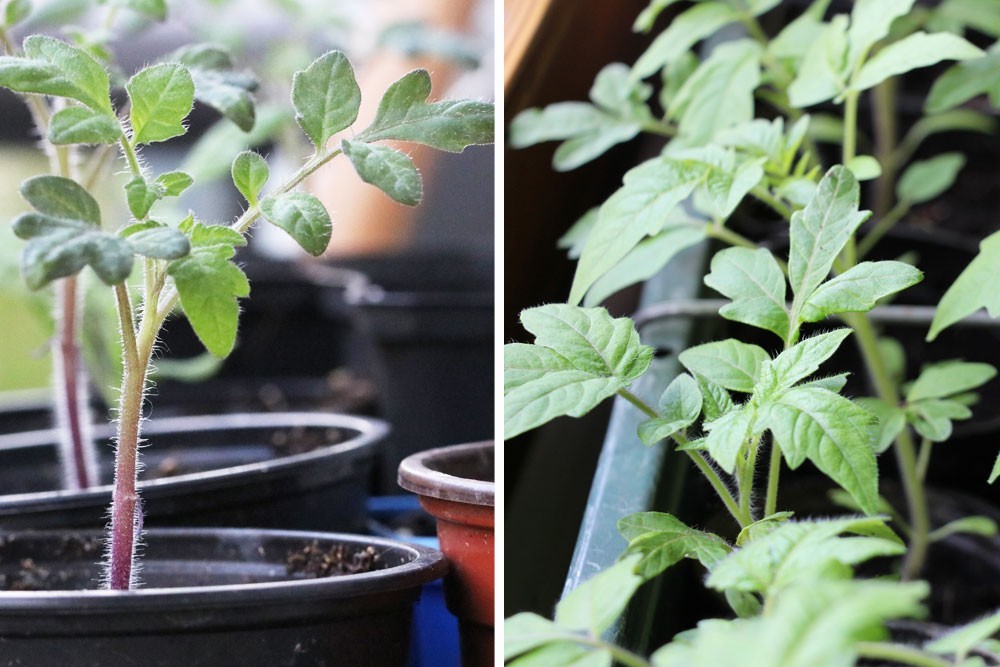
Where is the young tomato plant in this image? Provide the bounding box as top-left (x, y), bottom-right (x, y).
top-left (0, 5), bottom-right (493, 589)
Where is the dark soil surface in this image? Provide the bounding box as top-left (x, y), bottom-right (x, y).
top-left (285, 541), bottom-right (381, 577)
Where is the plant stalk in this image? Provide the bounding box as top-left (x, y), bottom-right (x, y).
top-left (871, 78), bottom-right (898, 219)
top-left (764, 441), bottom-right (781, 518)
top-left (856, 642), bottom-right (953, 667)
top-left (55, 277), bottom-right (96, 490)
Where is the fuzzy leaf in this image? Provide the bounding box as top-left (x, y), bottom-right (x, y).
top-left (231, 151), bottom-right (269, 205)
top-left (0, 35), bottom-right (113, 113)
top-left (13, 214), bottom-right (132, 288)
top-left (760, 387), bottom-right (878, 513)
top-left (767, 329), bottom-right (853, 392)
top-left (926, 610), bottom-right (1000, 660)
top-left (292, 51), bottom-right (360, 148)
top-left (697, 375), bottom-right (735, 421)
top-left (897, 153), bottom-right (966, 204)
top-left (852, 32), bottom-right (983, 92)
top-left (504, 614), bottom-right (582, 661)
top-left (706, 516), bottom-right (903, 597)
top-left (166, 219), bottom-right (248, 357)
top-left (705, 247), bottom-right (789, 341)
top-left (638, 373), bottom-right (702, 445)
top-left (856, 397), bottom-right (907, 454)
top-left (125, 177), bottom-right (159, 219)
top-left (120, 221), bottom-right (190, 260)
top-left (173, 44), bottom-right (257, 132)
top-left (678, 339), bottom-right (769, 393)
top-left (555, 555), bottom-right (643, 636)
top-left (156, 171), bottom-right (193, 197)
top-left (47, 106), bottom-right (120, 145)
top-left (570, 156), bottom-right (709, 305)
top-left (789, 166), bottom-right (870, 310)
top-left (127, 63), bottom-right (195, 144)
top-left (907, 360), bottom-right (996, 402)
top-left (20, 175), bottom-right (100, 225)
top-left (342, 139), bottom-right (422, 206)
top-left (631, 3), bottom-right (739, 80)
top-left (358, 68), bottom-right (493, 151)
top-left (703, 407), bottom-right (753, 474)
top-left (508, 102), bottom-right (641, 171)
top-left (929, 231), bottom-right (1000, 340)
top-left (801, 261), bottom-right (923, 321)
top-left (505, 305), bottom-right (653, 439)
top-left (619, 512), bottom-right (731, 579)
top-left (787, 16), bottom-right (848, 107)
top-left (259, 192), bottom-right (332, 256)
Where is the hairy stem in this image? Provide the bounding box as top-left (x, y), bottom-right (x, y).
top-left (55, 277), bottom-right (96, 490)
top-left (856, 642), bottom-right (953, 667)
top-left (737, 434), bottom-right (761, 524)
top-left (764, 441), bottom-right (781, 518)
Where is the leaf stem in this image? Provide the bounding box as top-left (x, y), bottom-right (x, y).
top-left (738, 433), bottom-right (762, 524)
top-left (871, 78), bottom-right (898, 219)
top-left (750, 186), bottom-right (793, 221)
top-left (915, 437), bottom-right (933, 484)
top-left (855, 642), bottom-right (953, 667)
top-left (55, 277), bottom-right (95, 490)
top-left (764, 441), bottom-right (781, 517)
top-left (842, 312), bottom-right (929, 580)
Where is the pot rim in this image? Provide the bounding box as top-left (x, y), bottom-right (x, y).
top-left (397, 441), bottom-right (494, 507)
top-left (0, 527), bottom-right (446, 610)
top-left (0, 412), bottom-right (387, 507)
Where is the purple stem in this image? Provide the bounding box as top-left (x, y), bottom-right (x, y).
top-left (55, 277), bottom-right (97, 490)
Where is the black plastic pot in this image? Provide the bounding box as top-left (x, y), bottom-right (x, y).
top-left (0, 412), bottom-right (384, 531)
top-left (311, 253), bottom-right (493, 492)
top-left (0, 527), bottom-right (446, 666)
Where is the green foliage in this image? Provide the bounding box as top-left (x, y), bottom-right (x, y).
top-left (637, 374), bottom-right (702, 445)
top-left (896, 153), bottom-right (965, 204)
top-left (47, 106), bottom-right (121, 145)
top-left (0, 35), bottom-right (112, 113)
top-left (259, 192), bottom-right (333, 257)
top-left (925, 610), bottom-right (1000, 662)
top-left (619, 512), bottom-right (731, 579)
top-left (342, 139), bottom-right (422, 206)
top-left (291, 50), bottom-right (360, 149)
top-left (172, 44), bottom-right (258, 132)
top-left (126, 63), bottom-right (195, 145)
top-left (230, 151), bottom-right (269, 206)
top-left (929, 230), bottom-right (1000, 340)
top-left (504, 305), bottom-right (653, 439)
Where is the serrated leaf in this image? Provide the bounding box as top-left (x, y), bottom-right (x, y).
top-left (166, 220), bottom-right (249, 357)
top-left (259, 192), bottom-right (332, 256)
top-left (760, 387), bottom-right (878, 513)
top-left (127, 63), bottom-right (195, 144)
top-left (926, 610), bottom-right (1000, 660)
top-left (697, 375), bottom-right (735, 421)
top-left (47, 106), bottom-right (120, 145)
top-left (13, 214), bottom-right (132, 288)
top-left (706, 516), bottom-right (903, 596)
top-left (291, 51), bottom-right (360, 148)
top-left (788, 16), bottom-right (849, 107)
top-left (156, 171), bottom-right (193, 197)
top-left (638, 373), bottom-right (702, 445)
top-left (120, 221), bottom-right (190, 260)
top-left (856, 397), bottom-right (906, 454)
top-left (342, 139), bottom-right (422, 206)
top-left (736, 512), bottom-right (795, 546)
top-left (897, 153), bottom-right (966, 204)
top-left (679, 339), bottom-right (769, 393)
top-left (570, 156), bottom-right (709, 305)
top-left (631, 3), bottom-right (739, 80)
top-left (704, 247), bottom-right (789, 341)
top-left (929, 231), bottom-right (1000, 340)
top-left (231, 151), bottom-right (269, 205)
top-left (907, 360), bottom-right (996, 402)
top-left (767, 329), bottom-right (852, 392)
top-left (703, 407), bottom-right (753, 474)
top-left (852, 32), bottom-right (983, 92)
top-left (789, 166), bottom-right (870, 313)
top-left (802, 373), bottom-right (850, 392)
top-left (619, 512), bottom-right (731, 579)
top-left (555, 555), bottom-right (642, 636)
top-left (357, 68), bottom-right (493, 151)
top-left (2, 35), bottom-right (113, 113)
top-left (20, 175), bottom-right (100, 225)
top-left (504, 305), bottom-right (653, 439)
top-left (801, 261), bottom-right (923, 321)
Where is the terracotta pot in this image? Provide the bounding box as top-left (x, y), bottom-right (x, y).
top-left (398, 441), bottom-right (494, 667)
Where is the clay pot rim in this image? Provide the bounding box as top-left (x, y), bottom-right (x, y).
top-left (397, 441), bottom-right (494, 508)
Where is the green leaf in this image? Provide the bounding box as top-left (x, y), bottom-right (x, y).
top-left (583, 221), bottom-right (705, 307)
top-left (929, 231), bottom-right (1000, 340)
top-left (845, 0), bottom-right (916, 73)
top-left (699, 155), bottom-right (766, 219)
top-left (124, 177), bottom-right (159, 220)
top-left (13, 214), bottom-right (132, 288)
top-left (166, 218), bottom-right (249, 357)
top-left (4, 0), bottom-right (31, 26)
top-left (504, 613), bottom-right (580, 661)
top-left (555, 555), bottom-right (643, 636)
top-left (231, 151), bottom-right (269, 206)
top-left (907, 360), bottom-right (996, 402)
top-left (120, 220), bottom-right (190, 260)
top-left (929, 516), bottom-right (998, 543)
top-left (852, 32), bottom-right (983, 92)
top-left (926, 50), bottom-right (1000, 114)
top-left (678, 339), bottom-right (769, 393)
top-left (638, 373), bottom-right (702, 445)
top-left (509, 642), bottom-right (611, 667)
top-left (801, 261), bottom-right (923, 321)
top-left (788, 16), bottom-right (849, 107)
top-left (47, 106), bottom-right (120, 145)
top-left (696, 375), bottom-right (734, 421)
top-left (633, 0), bottom-right (683, 32)
top-left (20, 175), bottom-right (100, 225)
top-left (856, 397), bottom-right (907, 454)
top-left (760, 387), bottom-right (878, 513)
top-left (768, 1), bottom-right (831, 60)
top-left (669, 40), bottom-right (761, 145)
top-left (767, 329), bottom-right (852, 392)
top-left (3, 35), bottom-right (113, 113)
top-left (619, 512), bottom-right (731, 579)
top-left (127, 63), bottom-right (195, 144)
top-left (156, 171), bottom-right (193, 197)
top-left (358, 68), bottom-right (493, 151)
top-left (291, 50), bottom-right (361, 148)
top-left (897, 153), bottom-right (965, 204)
top-left (844, 155), bottom-right (881, 181)
top-left (508, 102), bottom-right (641, 171)
top-left (703, 406), bottom-right (753, 475)
top-left (736, 512), bottom-right (796, 546)
top-left (631, 3), bottom-right (739, 80)
top-left (788, 166), bottom-right (870, 312)
top-left (706, 516), bottom-right (904, 597)
top-left (342, 139), bottom-right (422, 206)
top-left (259, 192), bottom-right (332, 256)
top-left (173, 44), bottom-right (257, 132)
top-left (992, 453), bottom-right (1000, 484)
top-left (704, 247), bottom-right (789, 341)
top-left (114, 0), bottom-right (166, 20)
top-left (182, 105), bottom-right (289, 183)
top-left (926, 610), bottom-right (1000, 661)
top-left (504, 305), bottom-right (652, 439)
top-left (569, 156), bottom-right (709, 305)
